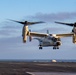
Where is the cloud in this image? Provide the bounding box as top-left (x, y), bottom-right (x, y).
top-left (29, 12), bottom-right (76, 22)
top-left (0, 21), bottom-right (22, 38)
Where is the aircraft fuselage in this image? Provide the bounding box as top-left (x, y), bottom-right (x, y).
top-left (35, 36), bottom-right (61, 49)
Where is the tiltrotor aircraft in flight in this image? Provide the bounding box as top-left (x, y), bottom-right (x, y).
top-left (9, 19), bottom-right (74, 49)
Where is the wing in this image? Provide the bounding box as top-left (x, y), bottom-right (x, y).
top-left (30, 32), bottom-right (48, 37)
top-left (30, 32), bottom-right (73, 38)
top-left (56, 33), bottom-right (74, 38)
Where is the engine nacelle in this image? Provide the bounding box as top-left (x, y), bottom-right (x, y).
top-left (22, 26), bottom-right (29, 43)
top-left (72, 34), bottom-right (76, 44)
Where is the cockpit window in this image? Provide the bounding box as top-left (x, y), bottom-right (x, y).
top-left (51, 37), bottom-right (61, 42)
top-left (51, 37), bottom-right (57, 42)
top-left (47, 36), bottom-right (61, 42)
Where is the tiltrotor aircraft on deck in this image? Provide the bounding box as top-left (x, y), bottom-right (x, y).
top-left (9, 19), bottom-right (74, 49)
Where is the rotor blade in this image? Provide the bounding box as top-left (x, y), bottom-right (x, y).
top-left (8, 19), bottom-right (45, 25)
top-left (7, 19), bottom-right (25, 24)
top-left (55, 21), bottom-right (74, 26)
top-left (27, 21), bottom-right (45, 25)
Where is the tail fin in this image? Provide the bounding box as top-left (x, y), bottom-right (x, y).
top-left (47, 30), bottom-right (49, 34)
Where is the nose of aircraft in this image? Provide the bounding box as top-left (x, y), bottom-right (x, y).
top-left (56, 41), bottom-right (61, 46)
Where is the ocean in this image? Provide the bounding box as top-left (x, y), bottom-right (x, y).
top-left (0, 59), bottom-right (76, 62)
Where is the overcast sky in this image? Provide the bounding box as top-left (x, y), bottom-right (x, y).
top-left (0, 0), bottom-right (76, 60)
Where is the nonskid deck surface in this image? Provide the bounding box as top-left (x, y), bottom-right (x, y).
top-left (0, 62), bottom-right (76, 75)
top-left (27, 72), bottom-right (76, 75)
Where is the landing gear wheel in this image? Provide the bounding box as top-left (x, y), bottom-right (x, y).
top-left (39, 46), bottom-right (42, 49)
top-left (53, 47), bottom-right (54, 49)
top-left (53, 46), bottom-right (56, 49)
top-left (57, 46), bottom-right (59, 49)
